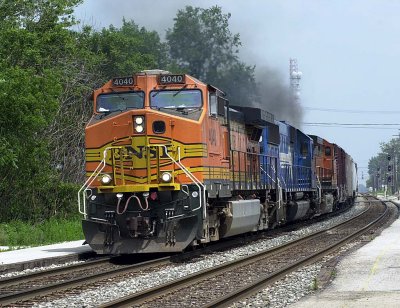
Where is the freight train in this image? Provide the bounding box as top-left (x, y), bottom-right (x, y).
top-left (79, 70), bottom-right (357, 254)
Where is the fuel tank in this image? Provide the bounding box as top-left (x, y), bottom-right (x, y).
top-left (286, 200), bottom-right (311, 222)
top-left (319, 193), bottom-right (334, 215)
top-left (220, 199), bottom-right (261, 238)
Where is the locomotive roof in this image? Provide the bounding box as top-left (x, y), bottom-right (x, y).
top-left (230, 105), bottom-right (275, 126)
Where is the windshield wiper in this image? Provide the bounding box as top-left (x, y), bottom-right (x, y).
top-left (110, 89), bottom-right (126, 101)
top-left (97, 109), bottom-right (125, 119)
top-left (152, 106), bottom-right (201, 117)
top-left (154, 106), bottom-right (186, 114)
top-left (97, 111), bottom-right (112, 119)
top-left (173, 84), bottom-right (188, 97)
top-left (183, 107), bottom-right (202, 115)
top-left (151, 85), bottom-right (167, 98)
top-left (154, 106), bottom-right (174, 111)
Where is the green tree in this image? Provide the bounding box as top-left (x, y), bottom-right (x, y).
top-left (367, 137), bottom-right (400, 193)
top-left (46, 25), bottom-right (105, 184)
top-left (166, 6), bottom-right (257, 106)
top-left (214, 62), bottom-right (257, 106)
top-left (0, 0), bottom-right (83, 221)
top-left (167, 6), bottom-right (240, 80)
top-left (88, 19), bottom-right (169, 79)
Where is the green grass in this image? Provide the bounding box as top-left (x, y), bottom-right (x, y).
top-left (310, 277), bottom-right (318, 291)
top-left (0, 217), bottom-right (83, 248)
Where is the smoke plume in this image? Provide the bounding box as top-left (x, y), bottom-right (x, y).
top-left (254, 66), bottom-right (304, 128)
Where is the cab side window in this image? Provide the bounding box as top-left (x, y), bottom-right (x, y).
top-left (301, 141), bottom-right (309, 157)
top-left (325, 146), bottom-right (331, 156)
top-left (209, 93), bottom-right (217, 116)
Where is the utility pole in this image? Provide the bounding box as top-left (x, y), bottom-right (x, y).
top-left (387, 154), bottom-right (392, 197)
top-left (396, 130), bottom-right (400, 196)
top-left (289, 58), bottom-right (302, 105)
top-left (391, 130), bottom-right (400, 196)
top-left (376, 167), bottom-right (380, 194)
top-left (393, 155), bottom-right (397, 196)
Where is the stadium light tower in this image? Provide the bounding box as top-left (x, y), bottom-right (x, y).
top-left (289, 58), bottom-right (302, 105)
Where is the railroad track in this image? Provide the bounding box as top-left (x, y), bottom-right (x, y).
top-left (0, 255), bottom-right (171, 306)
top-left (0, 196), bottom-right (387, 307)
top-left (98, 197), bottom-right (390, 308)
top-left (0, 234), bottom-right (269, 306)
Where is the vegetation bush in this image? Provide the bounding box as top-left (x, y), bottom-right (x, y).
top-left (0, 218), bottom-right (83, 247)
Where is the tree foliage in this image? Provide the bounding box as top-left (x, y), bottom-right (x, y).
top-left (166, 6), bottom-right (257, 106)
top-left (367, 137), bottom-right (400, 192)
top-left (0, 0), bottom-right (84, 221)
top-left (89, 19), bottom-right (169, 79)
top-left (167, 6), bottom-right (240, 80)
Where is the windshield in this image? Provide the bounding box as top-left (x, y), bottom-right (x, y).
top-left (150, 89), bottom-right (202, 110)
top-left (96, 91), bottom-right (144, 113)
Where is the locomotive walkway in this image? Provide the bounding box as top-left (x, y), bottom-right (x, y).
top-left (292, 197), bottom-right (400, 308)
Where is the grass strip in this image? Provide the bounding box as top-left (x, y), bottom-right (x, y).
top-left (0, 217), bottom-right (83, 249)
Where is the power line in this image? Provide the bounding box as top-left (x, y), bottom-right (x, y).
top-left (302, 125), bottom-right (399, 129)
top-left (301, 122), bottom-right (400, 129)
top-left (304, 107), bottom-right (400, 114)
top-left (303, 122), bottom-right (400, 126)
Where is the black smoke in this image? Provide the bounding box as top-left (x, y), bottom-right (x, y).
top-left (254, 66), bottom-right (304, 128)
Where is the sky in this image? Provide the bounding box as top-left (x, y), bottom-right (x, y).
top-left (74, 0), bottom-right (400, 185)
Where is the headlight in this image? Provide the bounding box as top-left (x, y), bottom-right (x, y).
top-left (135, 125), bottom-right (144, 133)
top-left (161, 172), bottom-right (172, 183)
top-left (101, 174), bottom-right (112, 185)
top-left (135, 117), bottom-right (144, 125)
top-left (134, 116), bottom-right (145, 133)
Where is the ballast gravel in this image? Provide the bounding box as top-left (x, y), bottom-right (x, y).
top-left (0, 260), bottom-right (85, 279)
top-left (231, 241), bottom-right (361, 308)
top-left (32, 202), bottom-right (365, 308)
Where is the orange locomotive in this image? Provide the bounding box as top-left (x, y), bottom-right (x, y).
top-left (79, 70), bottom-right (273, 254)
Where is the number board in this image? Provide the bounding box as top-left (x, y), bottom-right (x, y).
top-left (112, 76), bottom-right (135, 87)
top-left (158, 74), bottom-right (185, 85)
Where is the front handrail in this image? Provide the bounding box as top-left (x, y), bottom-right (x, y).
top-left (151, 144), bottom-right (206, 219)
top-left (260, 165), bottom-right (276, 184)
top-left (315, 175), bottom-right (322, 205)
top-left (271, 164), bottom-right (284, 209)
top-left (78, 147), bottom-right (120, 217)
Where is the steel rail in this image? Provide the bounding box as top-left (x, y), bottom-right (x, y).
top-left (0, 257), bottom-right (111, 289)
top-left (0, 256), bottom-right (171, 306)
top-left (99, 199), bottom-right (383, 308)
top-left (205, 199), bottom-right (389, 307)
top-left (0, 233), bottom-right (264, 305)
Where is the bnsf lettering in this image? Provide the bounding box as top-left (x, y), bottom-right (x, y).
top-left (113, 146), bottom-right (172, 160)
